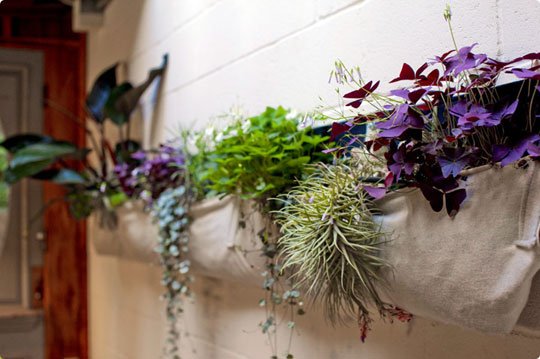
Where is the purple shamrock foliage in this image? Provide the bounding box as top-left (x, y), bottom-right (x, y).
top-left (114, 144), bottom-right (186, 205)
top-left (344, 81), bottom-right (380, 108)
top-left (376, 104), bottom-right (424, 138)
top-left (493, 135), bottom-right (540, 167)
top-left (332, 44), bottom-right (540, 216)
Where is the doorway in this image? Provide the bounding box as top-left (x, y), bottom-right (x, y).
top-left (0, 1), bottom-right (87, 358)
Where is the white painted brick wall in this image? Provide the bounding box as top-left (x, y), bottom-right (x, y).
top-left (87, 0), bottom-right (540, 358)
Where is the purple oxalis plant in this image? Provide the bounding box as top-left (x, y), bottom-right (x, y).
top-left (114, 143), bottom-right (187, 205)
top-left (332, 45), bottom-right (540, 217)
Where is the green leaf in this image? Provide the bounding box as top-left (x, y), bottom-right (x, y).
top-left (115, 140), bottom-right (142, 163)
top-left (107, 192), bottom-right (128, 208)
top-left (105, 55), bottom-right (168, 126)
top-left (86, 63), bottom-right (118, 123)
top-left (6, 142), bottom-right (80, 184)
top-left (104, 82), bottom-right (134, 126)
top-left (0, 133), bottom-right (52, 153)
top-left (4, 159), bottom-right (54, 184)
top-left (32, 168), bottom-right (87, 184)
top-left (11, 142), bottom-right (78, 167)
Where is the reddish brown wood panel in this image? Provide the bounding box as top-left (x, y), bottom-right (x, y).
top-left (0, 2), bottom-right (88, 358)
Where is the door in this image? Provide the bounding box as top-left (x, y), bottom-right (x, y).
top-left (0, 48), bottom-right (45, 359)
top-left (0, 2), bottom-right (88, 358)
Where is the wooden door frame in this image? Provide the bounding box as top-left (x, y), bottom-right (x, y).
top-left (0, 2), bottom-right (88, 358)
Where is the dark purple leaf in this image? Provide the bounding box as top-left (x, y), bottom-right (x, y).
top-left (330, 122), bottom-right (352, 141)
top-left (378, 125), bottom-right (410, 138)
top-left (409, 88), bottom-right (428, 103)
top-left (322, 148), bottom-right (339, 154)
top-left (528, 141), bottom-right (540, 158)
top-left (419, 184), bottom-right (444, 212)
top-left (390, 63), bottom-right (415, 83)
top-left (443, 44), bottom-right (487, 76)
top-left (493, 135), bottom-right (540, 166)
top-left (384, 172), bottom-right (394, 188)
top-left (422, 140), bottom-right (443, 155)
top-left (491, 100), bottom-right (519, 123)
top-left (363, 186), bottom-right (386, 199)
top-left (492, 144), bottom-right (511, 163)
top-left (445, 188), bottom-right (467, 218)
top-left (417, 69), bottom-right (441, 86)
top-left (415, 62), bottom-right (429, 77)
top-left (438, 158), bottom-right (467, 178)
top-left (512, 68), bottom-right (540, 81)
top-left (522, 52), bottom-right (540, 61)
top-left (344, 81), bottom-right (380, 108)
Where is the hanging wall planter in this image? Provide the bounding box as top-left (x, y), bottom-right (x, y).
top-left (188, 196), bottom-right (270, 286)
top-left (91, 202), bottom-right (159, 263)
top-left (514, 270), bottom-right (540, 337)
top-left (91, 196), bottom-right (268, 286)
top-left (374, 159), bottom-right (540, 333)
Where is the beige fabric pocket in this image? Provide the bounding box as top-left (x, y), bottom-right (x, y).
top-left (188, 196), bottom-right (267, 286)
top-left (374, 160), bottom-right (540, 333)
top-left (92, 196), bottom-right (267, 287)
top-left (91, 202), bottom-right (159, 263)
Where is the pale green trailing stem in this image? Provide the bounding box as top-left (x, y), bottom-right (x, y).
top-left (275, 160), bottom-right (392, 325)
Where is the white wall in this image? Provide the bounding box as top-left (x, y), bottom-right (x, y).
top-left (87, 1), bottom-right (540, 358)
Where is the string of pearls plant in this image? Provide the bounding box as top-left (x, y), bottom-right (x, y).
top-left (153, 185), bottom-right (196, 359)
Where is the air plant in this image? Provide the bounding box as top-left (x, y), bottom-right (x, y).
top-left (184, 107), bottom-right (331, 358)
top-left (275, 159), bottom-right (411, 342)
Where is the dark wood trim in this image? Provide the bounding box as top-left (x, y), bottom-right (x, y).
top-left (1, 16), bottom-right (12, 39)
top-left (0, 36), bottom-right (82, 47)
top-left (0, 4), bottom-right (88, 358)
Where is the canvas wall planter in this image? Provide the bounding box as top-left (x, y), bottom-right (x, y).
top-left (188, 196), bottom-right (269, 286)
top-left (374, 159), bottom-right (540, 333)
top-left (514, 271), bottom-right (540, 337)
top-left (92, 196), bottom-right (267, 286)
top-left (92, 202), bottom-right (159, 263)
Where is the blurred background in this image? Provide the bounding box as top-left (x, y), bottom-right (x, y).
top-left (0, 0), bottom-right (539, 358)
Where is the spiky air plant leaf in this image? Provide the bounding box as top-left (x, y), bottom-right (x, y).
top-left (275, 160), bottom-right (409, 339)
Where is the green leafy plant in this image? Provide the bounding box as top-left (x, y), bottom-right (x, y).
top-left (275, 159), bottom-right (411, 342)
top-left (198, 106), bottom-right (330, 203)
top-left (0, 57), bottom-right (168, 227)
top-left (184, 107), bottom-right (330, 358)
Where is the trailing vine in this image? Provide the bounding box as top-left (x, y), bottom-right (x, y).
top-left (153, 185), bottom-right (196, 359)
top-left (114, 145), bottom-right (194, 358)
top-left (258, 216), bottom-right (304, 359)
top-left (185, 107), bottom-right (329, 358)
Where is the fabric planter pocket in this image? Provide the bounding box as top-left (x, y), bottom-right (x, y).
top-left (374, 159), bottom-right (540, 333)
top-left (92, 202), bottom-right (159, 263)
top-left (188, 196), bottom-right (268, 286)
top-left (513, 271), bottom-right (540, 337)
top-left (92, 196), bottom-right (268, 286)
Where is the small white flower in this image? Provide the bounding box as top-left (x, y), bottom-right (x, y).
top-left (215, 131), bottom-right (224, 143)
top-left (241, 120), bottom-right (251, 132)
top-left (285, 109), bottom-right (298, 120)
top-left (299, 114), bottom-right (314, 129)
